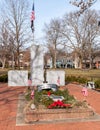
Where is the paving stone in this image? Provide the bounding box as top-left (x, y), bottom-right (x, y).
top-left (0, 83), bottom-right (100, 130)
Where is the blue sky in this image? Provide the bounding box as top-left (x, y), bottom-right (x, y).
top-left (0, 0), bottom-right (100, 41)
top-left (33, 0), bottom-right (100, 40)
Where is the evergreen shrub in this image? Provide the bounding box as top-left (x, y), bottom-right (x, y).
top-left (66, 76), bottom-right (88, 84)
top-left (34, 89), bottom-right (75, 108)
top-left (0, 74), bottom-right (8, 82)
top-left (95, 79), bottom-right (100, 89)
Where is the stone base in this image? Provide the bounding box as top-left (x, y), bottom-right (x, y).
top-left (25, 107), bottom-right (94, 122)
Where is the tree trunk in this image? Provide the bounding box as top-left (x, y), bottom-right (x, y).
top-left (0, 58), bottom-right (6, 69)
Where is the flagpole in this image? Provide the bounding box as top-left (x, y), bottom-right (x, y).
top-left (31, 0), bottom-right (35, 33)
top-left (30, 0), bottom-right (35, 87)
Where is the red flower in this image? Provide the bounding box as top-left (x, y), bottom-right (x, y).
top-left (48, 100), bottom-right (71, 109)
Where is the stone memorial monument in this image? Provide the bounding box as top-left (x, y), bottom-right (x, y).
top-left (8, 45), bottom-right (65, 87)
top-left (30, 45), bottom-right (44, 86)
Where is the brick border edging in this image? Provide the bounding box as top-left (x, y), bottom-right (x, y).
top-left (16, 94), bottom-right (100, 126)
top-left (25, 107), bottom-right (94, 122)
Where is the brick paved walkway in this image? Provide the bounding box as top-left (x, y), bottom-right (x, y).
top-left (0, 83), bottom-right (100, 130)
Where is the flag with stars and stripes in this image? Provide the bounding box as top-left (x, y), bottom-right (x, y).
top-left (31, 1), bottom-right (35, 32)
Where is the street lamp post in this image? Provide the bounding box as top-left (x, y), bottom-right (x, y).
top-left (19, 53), bottom-right (23, 69)
top-left (12, 51), bottom-right (14, 69)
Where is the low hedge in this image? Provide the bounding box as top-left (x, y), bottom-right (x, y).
top-left (95, 79), bottom-right (100, 89)
top-left (66, 76), bottom-right (88, 84)
top-left (0, 74), bottom-right (8, 82)
top-left (66, 75), bottom-right (100, 89)
top-left (0, 73), bottom-right (99, 89)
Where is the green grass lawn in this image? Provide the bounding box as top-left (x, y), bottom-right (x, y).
top-left (51, 68), bottom-right (100, 80)
top-left (0, 68), bottom-right (100, 79)
top-left (65, 69), bottom-right (100, 76)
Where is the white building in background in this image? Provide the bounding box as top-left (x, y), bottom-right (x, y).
top-left (74, 55), bottom-right (80, 69)
top-left (46, 55), bottom-right (75, 68)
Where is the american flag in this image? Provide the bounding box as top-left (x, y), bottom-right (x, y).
top-left (31, 1), bottom-right (35, 32)
top-left (28, 78), bottom-right (32, 86)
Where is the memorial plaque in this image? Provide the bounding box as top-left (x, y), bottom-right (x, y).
top-left (47, 70), bottom-right (65, 86)
top-left (8, 70), bottom-right (28, 86)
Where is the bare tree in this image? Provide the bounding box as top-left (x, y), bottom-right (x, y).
top-left (61, 10), bottom-right (100, 69)
top-left (70, 0), bottom-right (98, 15)
top-left (0, 0), bottom-right (31, 68)
top-left (44, 18), bottom-right (63, 68)
top-left (0, 20), bottom-right (10, 68)
top-left (82, 10), bottom-right (100, 68)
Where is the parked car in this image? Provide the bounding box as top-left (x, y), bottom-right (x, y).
top-left (37, 83), bottom-right (59, 92)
